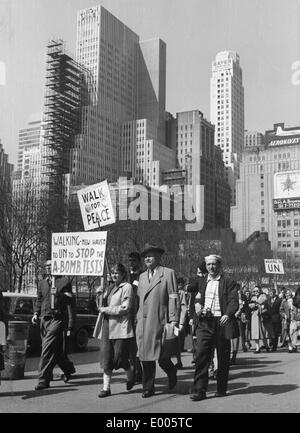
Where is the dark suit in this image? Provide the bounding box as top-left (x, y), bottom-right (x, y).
top-left (192, 274), bottom-right (239, 395)
top-left (269, 295), bottom-right (282, 350)
top-left (129, 270), bottom-right (142, 382)
top-left (34, 276), bottom-right (75, 385)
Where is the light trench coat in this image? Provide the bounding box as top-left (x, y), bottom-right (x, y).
top-left (135, 266), bottom-right (179, 361)
top-left (93, 282), bottom-right (134, 340)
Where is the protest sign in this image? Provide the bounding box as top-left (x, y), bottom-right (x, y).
top-left (264, 259), bottom-right (284, 274)
top-left (77, 180), bottom-right (116, 231)
top-left (51, 232), bottom-right (107, 276)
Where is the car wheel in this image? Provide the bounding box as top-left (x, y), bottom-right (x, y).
top-left (74, 328), bottom-right (89, 352)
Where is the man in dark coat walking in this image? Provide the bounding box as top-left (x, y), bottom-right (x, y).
top-left (190, 254), bottom-right (239, 401)
top-left (32, 260), bottom-right (76, 390)
top-left (128, 251), bottom-right (143, 383)
top-left (136, 243), bottom-right (179, 398)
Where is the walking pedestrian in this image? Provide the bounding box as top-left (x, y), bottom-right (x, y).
top-left (128, 251), bottom-right (143, 383)
top-left (268, 288), bottom-right (282, 352)
top-left (190, 254), bottom-right (239, 401)
top-left (136, 243), bottom-right (179, 398)
top-left (249, 286), bottom-right (273, 353)
top-left (175, 277), bottom-right (188, 369)
top-left (280, 289), bottom-right (299, 353)
top-left (32, 260), bottom-right (76, 390)
top-left (94, 263), bottom-right (135, 397)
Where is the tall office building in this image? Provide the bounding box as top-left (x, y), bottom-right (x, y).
top-left (72, 5), bottom-right (167, 186)
top-left (210, 51), bottom-right (244, 204)
top-left (168, 110), bottom-right (230, 229)
top-left (17, 116), bottom-right (42, 172)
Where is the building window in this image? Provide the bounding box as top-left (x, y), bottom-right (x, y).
top-left (278, 241), bottom-right (281, 248)
top-left (295, 241), bottom-right (299, 248)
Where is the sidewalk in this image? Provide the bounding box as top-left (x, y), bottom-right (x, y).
top-left (1, 343), bottom-right (300, 413)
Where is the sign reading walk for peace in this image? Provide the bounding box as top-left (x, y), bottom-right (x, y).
top-left (51, 232), bottom-right (107, 276)
top-left (77, 180), bottom-right (116, 231)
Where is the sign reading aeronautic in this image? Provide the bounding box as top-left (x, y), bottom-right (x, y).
top-left (51, 232), bottom-right (107, 276)
top-left (266, 124), bottom-right (300, 147)
top-left (264, 259), bottom-right (284, 274)
top-left (273, 171), bottom-right (300, 211)
top-left (77, 180), bottom-right (116, 231)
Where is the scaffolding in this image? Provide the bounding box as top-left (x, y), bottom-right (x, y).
top-left (42, 39), bottom-right (86, 232)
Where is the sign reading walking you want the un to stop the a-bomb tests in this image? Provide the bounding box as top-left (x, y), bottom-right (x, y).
top-left (77, 180), bottom-right (116, 231)
top-left (51, 232), bottom-right (107, 276)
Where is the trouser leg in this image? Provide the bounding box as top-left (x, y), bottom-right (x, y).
top-left (215, 327), bottom-right (231, 393)
top-left (57, 329), bottom-right (75, 374)
top-left (141, 361), bottom-right (156, 392)
top-left (193, 320), bottom-right (215, 394)
top-left (38, 318), bottom-right (62, 384)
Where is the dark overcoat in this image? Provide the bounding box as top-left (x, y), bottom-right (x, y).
top-left (136, 266), bottom-right (179, 361)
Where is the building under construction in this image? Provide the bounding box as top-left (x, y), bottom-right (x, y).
top-left (42, 39), bottom-right (88, 234)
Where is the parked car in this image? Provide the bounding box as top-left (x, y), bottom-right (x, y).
top-left (2, 292), bottom-right (98, 354)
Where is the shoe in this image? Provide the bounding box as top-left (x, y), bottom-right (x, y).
top-left (175, 361), bottom-right (183, 370)
top-left (288, 347), bottom-right (297, 353)
top-left (126, 379), bottom-right (135, 391)
top-left (35, 382), bottom-right (49, 391)
top-left (190, 392), bottom-right (206, 401)
top-left (215, 391), bottom-right (227, 397)
top-left (242, 346), bottom-right (248, 352)
top-left (270, 348), bottom-right (277, 352)
top-left (98, 389), bottom-right (111, 398)
top-left (142, 390), bottom-right (155, 398)
top-left (253, 349), bottom-right (261, 354)
top-left (230, 357), bottom-right (236, 365)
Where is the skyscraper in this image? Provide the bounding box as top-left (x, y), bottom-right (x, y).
top-left (17, 116), bottom-right (42, 172)
top-left (210, 51), bottom-right (244, 204)
top-left (73, 5), bottom-right (168, 187)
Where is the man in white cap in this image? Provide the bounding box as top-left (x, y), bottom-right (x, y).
top-left (190, 254), bottom-right (239, 401)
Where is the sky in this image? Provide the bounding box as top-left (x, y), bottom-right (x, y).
top-left (0, 0), bottom-right (300, 166)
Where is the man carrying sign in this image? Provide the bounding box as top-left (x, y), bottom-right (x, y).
top-left (32, 260), bottom-right (76, 390)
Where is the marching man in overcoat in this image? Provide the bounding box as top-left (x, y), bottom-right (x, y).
top-left (135, 243), bottom-right (180, 398)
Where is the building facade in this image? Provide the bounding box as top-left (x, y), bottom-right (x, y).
top-left (244, 129), bottom-right (265, 149)
top-left (210, 51), bottom-right (244, 205)
top-left (168, 109), bottom-right (230, 229)
top-left (231, 123), bottom-right (300, 272)
top-left (121, 118), bottom-right (175, 187)
top-left (17, 116), bottom-right (42, 172)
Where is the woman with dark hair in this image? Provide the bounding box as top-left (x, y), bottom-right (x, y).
top-left (93, 263), bottom-right (135, 397)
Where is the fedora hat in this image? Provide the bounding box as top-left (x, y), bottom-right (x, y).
top-left (141, 243), bottom-right (165, 257)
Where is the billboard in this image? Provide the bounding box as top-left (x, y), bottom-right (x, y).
top-left (266, 124), bottom-right (300, 148)
top-left (273, 171), bottom-right (300, 211)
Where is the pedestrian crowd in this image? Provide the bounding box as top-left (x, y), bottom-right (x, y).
top-left (1, 244), bottom-right (300, 403)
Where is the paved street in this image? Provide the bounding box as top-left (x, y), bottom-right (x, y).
top-left (0, 338), bottom-right (299, 413)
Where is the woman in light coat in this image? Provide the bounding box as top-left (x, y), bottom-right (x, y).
top-left (249, 286), bottom-right (273, 353)
top-left (94, 263), bottom-right (134, 397)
